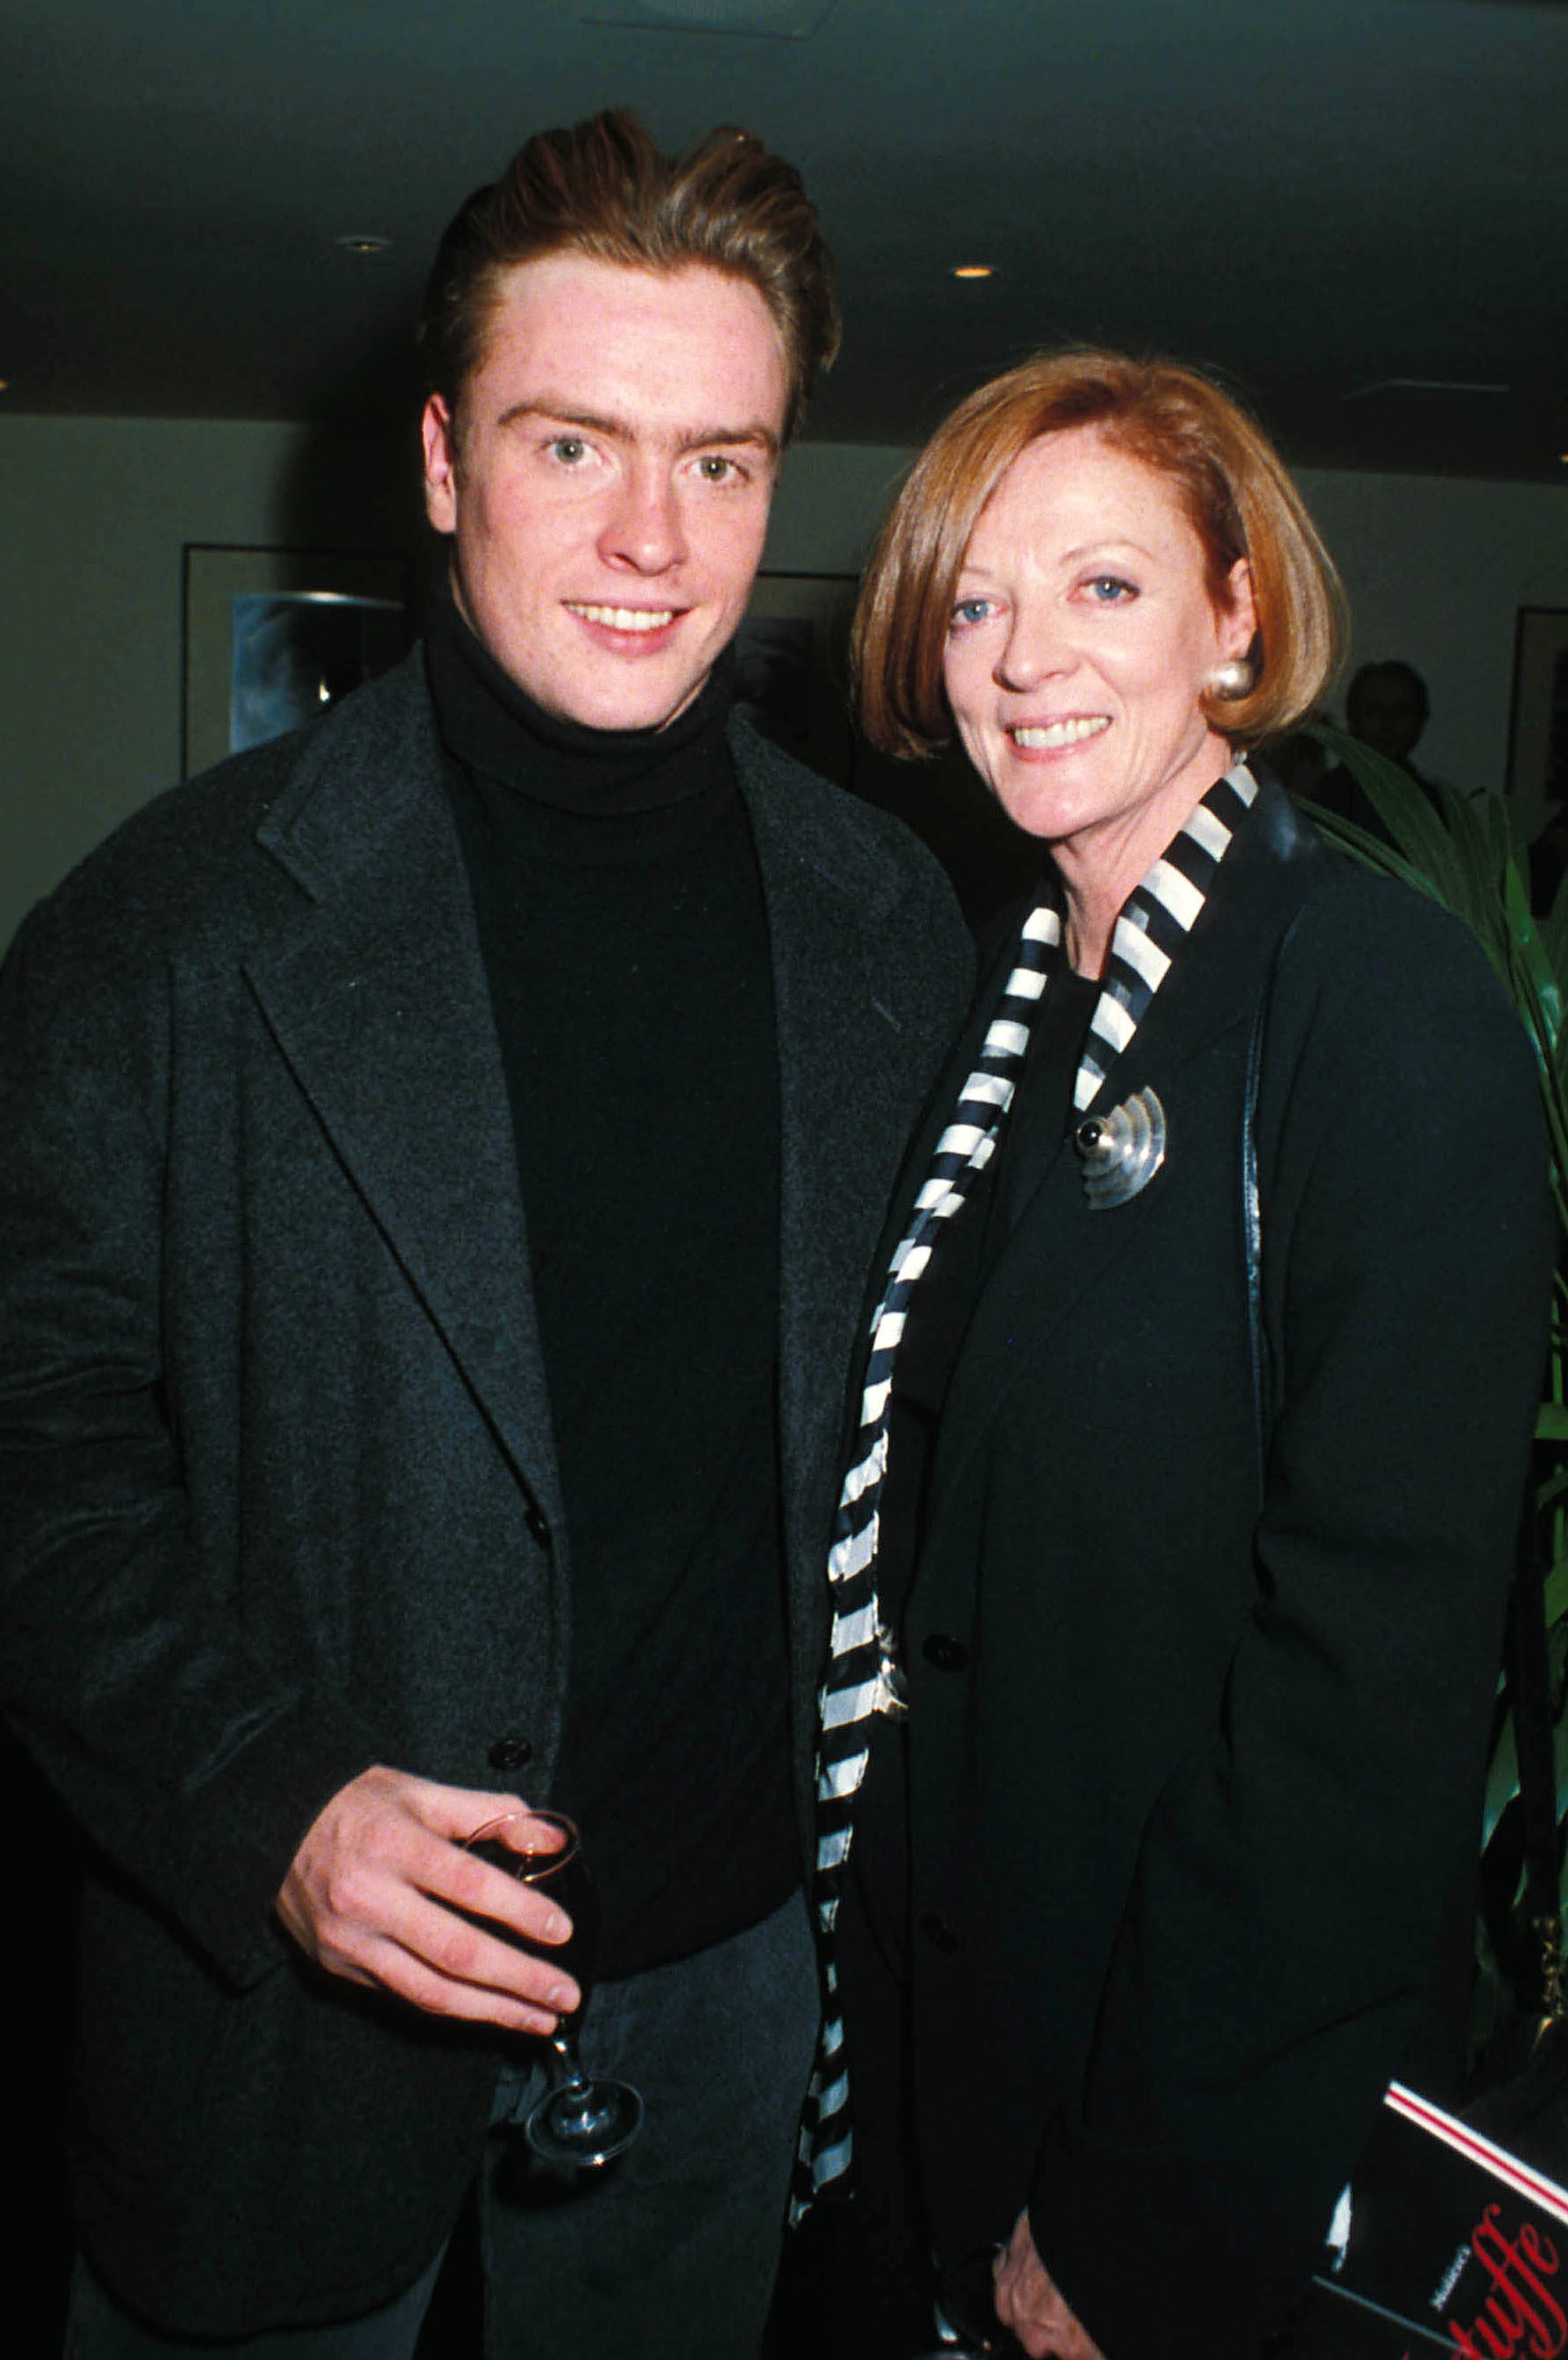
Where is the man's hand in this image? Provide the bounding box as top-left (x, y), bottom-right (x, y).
top-left (276, 1764), bottom-right (580, 2033)
top-left (993, 2211), bottom-right (1108, 2360)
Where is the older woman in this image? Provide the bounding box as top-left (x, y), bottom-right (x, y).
top-left (798, 353), bottom-right (1553, 2358)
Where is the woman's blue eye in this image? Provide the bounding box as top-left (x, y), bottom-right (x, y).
top-left (1088, 575), bottom-right (1134, 602)
top-left (952, 597), bottom-right (993, 627)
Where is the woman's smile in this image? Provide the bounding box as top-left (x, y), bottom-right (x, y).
top-left (1007, 715), bottom-right (1111, 751)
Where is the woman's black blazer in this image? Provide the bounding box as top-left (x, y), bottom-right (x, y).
top-left (894, 779), bottom-right (1553, 2357)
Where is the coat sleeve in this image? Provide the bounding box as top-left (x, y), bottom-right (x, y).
top-left (0, 889), bottom-right (383, 1991)
top-left (1026, 879), bottom-right (1556, 2357)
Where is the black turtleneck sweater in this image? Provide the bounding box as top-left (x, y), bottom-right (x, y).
top-left (426, 585), bottom-right (797, 1978)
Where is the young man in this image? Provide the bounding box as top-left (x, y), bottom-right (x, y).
top-left (0, 112), bottom-right (972, 2357)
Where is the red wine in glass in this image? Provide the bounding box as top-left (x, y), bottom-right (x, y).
top-left (463, 1810), bottom-right (643, 2170)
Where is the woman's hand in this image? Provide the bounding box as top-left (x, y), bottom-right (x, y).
top-left (993, 2211), bottom-right (1108, 2359)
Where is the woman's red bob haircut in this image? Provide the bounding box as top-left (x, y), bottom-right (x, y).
top-left (854, 347), bottom-right (1346, 758)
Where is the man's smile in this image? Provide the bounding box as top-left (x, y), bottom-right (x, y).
top-left (564, 602), bottom-right (680, 634)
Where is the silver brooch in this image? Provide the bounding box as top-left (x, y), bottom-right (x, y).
top-left (1074, 1087), bottom-right (1167, 1211)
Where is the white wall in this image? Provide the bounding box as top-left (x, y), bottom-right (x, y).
top-left (0, 414), bottom-right (424, 948)
top-left (4, 411), bottom-right (1568, 952)
top-left (1297, 466), bottom-right (1568, 808)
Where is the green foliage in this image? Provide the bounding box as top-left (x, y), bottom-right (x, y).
top-left (1299, 724), bottom-right (1568, 2053)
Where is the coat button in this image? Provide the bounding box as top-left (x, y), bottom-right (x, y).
top-left (488, 1734), bottom-right (534, 1771)
top-left (524, 1502), bottom-right (550, 1548)
top-left (919, 1909), bottom-right (959, 1956)
top-left (921, 1631), bottom-right (969, 1672)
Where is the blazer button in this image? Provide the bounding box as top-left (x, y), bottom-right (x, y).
top-left (919, 1909), bottom-right (959, 1956)
top-left (921, 1631), bottom-right (969, 1672)
top-left (488, 1734), bottom-right (534, 1772)
top-left (524, 1502), bottom-right (551, 1549)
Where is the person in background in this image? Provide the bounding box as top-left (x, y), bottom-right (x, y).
top-left (1345, 657), bottom-right (1432, 774)
top-left (0, 109), bottom-right (971, 2360)
top-left (798, 349), bottom-right (1550, 2358)
top-left (1316, 657), bottom-right (1468, 830)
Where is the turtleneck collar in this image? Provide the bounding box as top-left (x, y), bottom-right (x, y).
top-left (425, 566), bottom-right (736, 822)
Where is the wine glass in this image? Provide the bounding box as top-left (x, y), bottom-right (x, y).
top-left (922, 2246), bottom-right (1026, 2356)
top-left (464, 1810), bottom-right (644, 2169)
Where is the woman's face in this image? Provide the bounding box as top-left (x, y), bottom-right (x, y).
top-left (942, 426), bottom-right (1255, 872)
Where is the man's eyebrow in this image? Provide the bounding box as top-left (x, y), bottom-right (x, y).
top-left (684, 422), bottom-right (780, 458)
top-left (496, 400), bottom-right (779, 457)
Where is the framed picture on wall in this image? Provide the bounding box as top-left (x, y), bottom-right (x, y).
top-left (182, 546), bottom-right (411, 779)
top-left (1505, 606), bottom-right (1568, 826)
top-left (735, 571), bottom-right (857, 787)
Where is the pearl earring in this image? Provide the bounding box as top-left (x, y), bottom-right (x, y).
top-left (1211, 657), bottom-right (1255, 699)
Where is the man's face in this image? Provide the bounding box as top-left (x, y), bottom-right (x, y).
top-left (421, 254), bottom-right (788, 733)
top-left (1348, 671), bottom-right (1426, 767)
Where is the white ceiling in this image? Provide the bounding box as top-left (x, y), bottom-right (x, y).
top-left (4, 0), bottom-right (1566, 479)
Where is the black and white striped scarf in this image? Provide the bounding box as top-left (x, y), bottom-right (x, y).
top-left (791, 759), bottom-right (1260, 2218)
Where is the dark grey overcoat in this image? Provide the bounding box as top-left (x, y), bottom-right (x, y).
top-left (889, 782), bottom-right (1552, 2357)
top-left (0, 653), bottom-right (972, 2336)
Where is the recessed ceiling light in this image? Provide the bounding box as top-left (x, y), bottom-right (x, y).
top-left (951, 264), bottom-right (994, 281)
top-left (336, 233), bottom-right (392, 256)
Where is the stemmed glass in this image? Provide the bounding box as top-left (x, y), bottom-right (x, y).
top-left (464, 1809), bottom-right (644, 2170)
top-left (923, 2247), bottom-right (1026, 2357)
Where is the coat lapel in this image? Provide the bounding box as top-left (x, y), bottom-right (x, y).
top-left (244, 660), bottom-right (564, 1526)
top-left (738, 727), bottom-right (919, 1564)
top-left (923, 780), bottom-right (1332, 1533)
